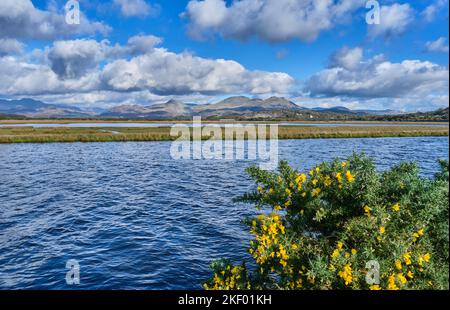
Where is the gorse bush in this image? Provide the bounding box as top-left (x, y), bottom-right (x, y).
top-left (203, 153), bottom-right (449, 290)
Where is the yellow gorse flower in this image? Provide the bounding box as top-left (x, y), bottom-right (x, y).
top-left (413, 228), bottom-right (425, 241)
top-left (397, 273), bottom-right (407, 285)
top-left (346, 171), bottom-right (355, 183)
top-left (379, 226), bottom-right (385, 234)
top-left (392, 203), bottom-right (400, 212)
top-left (363, 205), bottom-right (371, 216)
top-left (387, 274), bottom-right (399, 290)
top-left (249, 213), bottom-right (287, 265)
top-left (403, 252), bottom-right (412, 266)
top-left (331, 249), bottom-right (340, 259)
top-left (311, 187), bottom-right (321, 197)
top-left (285, 188), bottom-right (292, 197)
top-left (419, 253), bottom-right (431, 266)
top-left (407, 271), bottom-right (414, 279)
top-left (370, 284), bottom-right (382, 290)
top-left (206, 264), bottom-right (249, 290)
top-left (338, 264), bottom-right (353, 286)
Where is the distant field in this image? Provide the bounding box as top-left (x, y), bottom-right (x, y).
top-left (0, 119), bottom-right (449, 125)
top-left (0, 125), bottom-right (448, 143)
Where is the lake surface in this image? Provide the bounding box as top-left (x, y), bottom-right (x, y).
top-left (0, 122), bottom-right (448, 128)
top-left (0, 137), bottom-right (448, 289)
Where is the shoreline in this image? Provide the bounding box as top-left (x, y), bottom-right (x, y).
top-left (0, 125), bottom-right (448, 144)
top-left (0, 119), bottom-right (449, 125)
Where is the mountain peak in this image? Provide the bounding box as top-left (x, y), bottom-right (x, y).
top-left (165, 99), bottom-right (184, 105)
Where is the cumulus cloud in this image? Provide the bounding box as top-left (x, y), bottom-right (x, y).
top-left (306, 46), bottom-right (449, 99)
top-left (182, 0), bottom-right (365, 42)
top-left (0, 55), bottom-right (100, 96)
top-left (107, 35), bottom-right (163, 57)
top-left (43, 35), bottom-right (163, 80)
top-left (0, 38), bottom-right (25, 56)
top-left (48, 39), bottom-right (107, 79)
top-left (0, 36), bottom-right (294, 98)
top-left (367, 3), bottom-right (414, 39)
top-left (0, 0), bottom-right (110, 40)
top-left (113, 0), bottom-right (160, 17)
top-left (425, 37), bottom-right (450, 53)
top-left (329, 46), bottom-right (363, 70)
top-left (101, 48), bottom-right (294, 95)
top-left (293, 93), bottom-right (449, 112)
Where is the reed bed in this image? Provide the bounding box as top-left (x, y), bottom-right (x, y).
top-left (0, 125), bottom-right (448, 143)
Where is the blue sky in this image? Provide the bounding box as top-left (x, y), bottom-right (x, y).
top-left (0, 0), bottom-right (449, 111)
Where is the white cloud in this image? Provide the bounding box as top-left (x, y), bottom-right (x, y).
top-left (329, 46), bottom-right (363, 70)
top-left (107, 35), bottom-right (163, 57)
top-left (425, 37), bottom-right (450, 53)
top-left (113, 0), bottom-right (159, 17)
top-left (0, 38), bottom-right (25, 56)
top-left (42, 35), bottom-right (163, 80)
top-left (48, 39), bottom-right (107, 79)
top-left (0, 0), bottom-right (110, 40)
top-left (0, 36), bottom-right (294, 99)
top-left (422, 0), bottom-right (448, 22)
top-left (306, 46), bottom-right (449, 100)
top-left (101, 48), bottom-right (294, 95)
top-left (293, 94), bottom-right (449, 112)
top-left (367, 3), bottom-right (414, 39)
top-left (182, 0), bottom-right (365, 42)
top-left (0, 55), bottom-right (100, 96)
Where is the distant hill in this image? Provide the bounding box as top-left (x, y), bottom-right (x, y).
top-left (0, 97), bottom-right (447, 122)
top-left (0, 112), bottom-right (27, 120)
top-left (102, 96), bottom-right (304, 119)
top-left (0, 98), bottom-right (95, 118)
top-left (103, 99), bottom-right (195, 118)
top-left (312, 106), bottom-right (354, 114)
top-left (370, 107), bottom-right (449, 122)
top-left (312, 106), bottom-right (397, 115)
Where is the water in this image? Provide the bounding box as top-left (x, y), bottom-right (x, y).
top-left (0, 122), bottom-right (448, 128)
top-left (0, 137), bottom-right (448, 289)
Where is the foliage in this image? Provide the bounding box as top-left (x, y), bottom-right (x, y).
top-left (203, 153), bottom-right (449, 290)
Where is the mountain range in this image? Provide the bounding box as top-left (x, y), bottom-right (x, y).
top-left (0, 97), bottom-right (446, 122)
top-left (0, 98), bottom-right (95, 118)
top-left (102, 96), bottom-right (306, 118)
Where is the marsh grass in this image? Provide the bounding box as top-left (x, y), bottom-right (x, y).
top-left (0, 125), bottom-right (448, 143)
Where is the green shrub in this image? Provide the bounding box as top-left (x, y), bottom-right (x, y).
top-left (203, 153), bottom-right (449, 290)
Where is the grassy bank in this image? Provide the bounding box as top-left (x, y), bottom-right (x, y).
top-left (0, 125), bottom-right (448, 143)
top-left (0, 119), bottom-right (449, 125)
